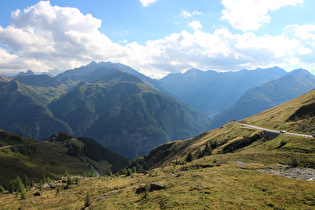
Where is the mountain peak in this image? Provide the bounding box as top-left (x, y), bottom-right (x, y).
top-left (289, 68), bottom-right (311, 75)
top-left (16, 70), bottom-right (35, 77)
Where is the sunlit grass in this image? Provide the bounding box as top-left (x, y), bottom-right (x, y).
top-left (1, 162), bottom-right (313, 209)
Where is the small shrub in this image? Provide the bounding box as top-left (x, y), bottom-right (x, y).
top-left (289, 153), bottom-right (300, 167)
top-left (280, 140), bottom-right (288, 147)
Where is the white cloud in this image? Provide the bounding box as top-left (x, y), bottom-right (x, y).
top-left (180, 10), bottom-right (203, 18)
top-left (140, 0), bottom-right (158, 7)
top-left (0, 1), bottom-right (123, 74)
top-left (189, 21), bottom-right (202, 31)
top-left (0, 1), bottom-right (315, 78)
top-left (221, 0), bottom-right (304, 31)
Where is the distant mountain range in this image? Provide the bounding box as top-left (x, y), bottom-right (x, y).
top-left (156, 66), bottom-right (287, 115)
top-left (211, 69), bottom-right (315, 128)
top-left (0, 62), bottom-right (211, 159)
top-left (1, 62), bottom-right (314, 159)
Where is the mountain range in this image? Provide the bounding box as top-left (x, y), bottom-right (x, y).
top-left (0, 63), bottom-right (212, 159)
top-left (1, 83), bottom-right (314, 209)
top-left (211, 68), bottom-right (315, 128)
top-left (0, 62), bottom-right (314, 159)
top-left (156, 66), bottom-right (288, 116)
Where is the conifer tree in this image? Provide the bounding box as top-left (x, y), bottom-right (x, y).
top-left (39, 180), bottom-right (43, 191)
top-left (20, 187), bottom-right (27, 200)
top-left (127, 168), bottom-right (132, 176)
top-left (8, 176), bottom-right (25, 194)
top-left (186, 152), bottom-right (193, 162)
top-left (203, 142), bottom-right (212, 156)
top-left (121, 168), bottom-right (127, 175)
top-left (23, 175), bottom-right (31, 189)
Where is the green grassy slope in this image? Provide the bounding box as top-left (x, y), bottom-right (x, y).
top-left (49, 70), bottom-right (211, 159)
top-left (0, 130), bottom-right (128, 187)
top-left (133, 89), bottom-right (315, 170)
top-left (0, 130), bottom-right (89, 187)
top-left (240, 88), bottom-right (315, 134)
top-left (0, 81), bottom-right (73, 139)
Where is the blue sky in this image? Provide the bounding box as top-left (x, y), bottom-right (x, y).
top-left (0, 0), bottom-right (315, 78)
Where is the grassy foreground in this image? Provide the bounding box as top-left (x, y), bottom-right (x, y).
top-left (0, 159), bottom-right (314, 209)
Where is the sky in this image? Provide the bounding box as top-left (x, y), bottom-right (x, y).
top-left (0, 0), bottom-right (315, 78)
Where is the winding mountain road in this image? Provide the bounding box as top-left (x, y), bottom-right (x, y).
top-left (236, 122), bottom-right (313, 138)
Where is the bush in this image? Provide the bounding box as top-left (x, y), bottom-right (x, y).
top-left (289, 153), bottom-right (300, 167)
top-left (280, 140), bottom-right (288, 147)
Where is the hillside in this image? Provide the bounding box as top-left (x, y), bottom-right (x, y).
top-left (211, 69), bottom-right (315, 128)
top-left (0, 81), bottom-right (72, 139)
top-left (0, 130), bottom-right (128, 187)
top-left (49, 68), bottom-right (211, 158)
top-left (240, 88), bottom-right (315, 134)
top-left (0, 62), bottom-right (211, 158)
top-left (13, 74), bottom-right (67, 105)
top-left (134, 88), bottom-right (315, 169)
top-left (0, 89), bottom-right (314, 209)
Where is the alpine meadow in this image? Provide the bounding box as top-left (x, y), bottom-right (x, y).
top-left (0, 0), bottom-right (315, 209)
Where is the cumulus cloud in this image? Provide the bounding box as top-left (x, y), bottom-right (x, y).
top-left (140, 0), bottom-right (158, 7)
top-left (189, 21), bottom-right (202, 31)
top-left (0, 1), bottom-right (123, 74)
top-left (221, 0), bottom-right (304, 31)
top-left (0, 1), bottom-right (315, 77)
